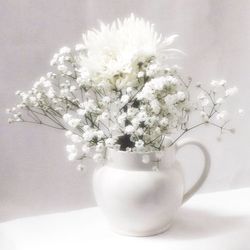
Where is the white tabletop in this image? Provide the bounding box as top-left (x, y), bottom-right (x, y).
top-left (1, 188), bottom-right (250, 250)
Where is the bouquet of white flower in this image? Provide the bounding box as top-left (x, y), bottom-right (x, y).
top-left (7, 14), bottom-right (241, 170)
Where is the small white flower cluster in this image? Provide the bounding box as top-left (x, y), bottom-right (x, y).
top-left (7, 14), bottom-right (242, 169)
top-left (195, 80), bottom-right (240, 128)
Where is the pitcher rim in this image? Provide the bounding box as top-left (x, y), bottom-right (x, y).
top-left (106, 144), bottom-right (175, 155)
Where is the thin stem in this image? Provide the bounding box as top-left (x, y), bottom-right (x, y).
top-left (19, 119), bottom-right (65, 130)
top-left (119, 84), bottom-right (145, 112)
top-left (209, 121), bottom-right (230, 132)
top-left (177, 74), bottom-right (189, 88)
top-left (145, 134), bottom-right (162, 145)
top-left (42, 110), bottom-right (65, 129)
top-left (170, 122), bottom-right (207, 146)
top-left (198, 85), bottom-right (216, 105)
top-left (26, 107), bottom-right (41, 123)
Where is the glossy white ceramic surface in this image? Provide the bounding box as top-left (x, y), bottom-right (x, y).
top-left (93, 138), bottom-right (210, 236)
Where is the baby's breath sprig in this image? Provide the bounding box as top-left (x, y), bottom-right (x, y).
top-left (7, 14), bottom-right (242, 168)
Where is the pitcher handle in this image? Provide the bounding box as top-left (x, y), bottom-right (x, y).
top-left (175, 138), bottom-right (211, 203)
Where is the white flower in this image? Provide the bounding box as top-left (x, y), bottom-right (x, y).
top-left (83, 125), bottom-right (90, 131)
top-left (200, 98), bottom-right (209, 107)
top-left (47, 72), bottom-right (56, 79)
top-left (164, 95), bottom-right (175, 105)
top-left (75, 44), bottom-right (85, 51)
top-left (79, 68), bottom-right (90, 81)
top-left (15, 90), bottom-right (21, 96)
top-left (137, 71), bottom-right (144, 78)
top-left (150, 100), bottom-right (161, 114)
top-left (216, 110), bottom-right (228, 120)
top-left (225, 86), bottom-right (238, 96)
top-left (197, 92), bottom-right (209, 106)
top-left (121, 94), bottom-right (130, 104)
top-left (100, 112), bottom-right (109, 121)
top-left (131, 117), bottom-right (140, 127)
top-left (110, 124), bottom-right (119, 132)
top-left (29, 96), bottom-right (37, 104)
top-left (102, 96), bottom-right (111, 104)
top-left (145, 116), bottom-right (157, 127)
top-left (137, 89), bottom-right (154, 101)
top-left (160, 117), bottom-right (169, 127)
top-left (7, 14), bottom-right (240, 167)
top-left (166, 75), bottom-right (178, 85)
top-left (76, 163), bottom-right (86, 172)
top-left (135, 140), bottom-right (144, 149)
top-left (125, 125), bottom-right (135, 134)
top-left (164, 34), bottom-right (179, 46)
top-left (117, 113), bottom-right (127, 125)
top-left (60, 88), bottom-right (69, 96)
top-left (36, 93), bottom-right (42, 99)
top-left (57, 65), bottom-right (68, 73)
top-left (77, 109), bottom-right (86, 116)
top-left (95, 130), bottom-right (105, 140)
top-left (71, 134), bottom-right (82, 143)
top-left (135, 127), bottom-right (144, 136)
top-left (70, 86), bottom-right (76, 92)
top-left (46, 88), bottom-right (55, 98)
top-left (50, 54), bottom-right (58, 66)
top-left (68, 153), bottom-right (77, 161)
top-left (216, 97), bottom-right (224, 104)
top-left (176, 91), bottom-right (185, 101)
top-left (146, 63), bottom-right (158, 77)
top-left (65, 130), bottom-right (73, 138)
top-left (126, 87), bottom-right (133, 94)
top-left (68, 118), bottom-right (81, 128)
top-left (83, 130), bottom-right (94, 142)
top-left (63, 113), bottom-right (72, 122)
top-left (150, 77), bottom-right (165, 91)
top-left (127, 107), bottom-right (138, 117)
top-left (59, 47), bottom-right (71, 54)
top-left (210, 80), bottom-right (226, 87)
top-left (79, 14), bottom-right (179, 89)
top-left (66, 144), bottom-right (77, 153)
top-left (82, 99), bottom-right (97, 113)
top-left (82, 144), bottom-right (90, 154)
top-left (137, 111), bottom-right (147, 121)
top-left (43, 80), bottom-right (52, 88)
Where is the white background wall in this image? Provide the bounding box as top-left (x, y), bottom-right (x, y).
top-left (0, 0), bottom-right (249, 222)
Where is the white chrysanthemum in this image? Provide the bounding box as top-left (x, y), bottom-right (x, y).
top-left (79, 14), bottom-right (180, 89)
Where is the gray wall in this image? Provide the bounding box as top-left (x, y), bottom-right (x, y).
top-left (1, 0), bottom-right (250, 222)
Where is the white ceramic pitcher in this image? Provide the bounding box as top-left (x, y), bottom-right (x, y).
top-left (93, 137), bottom-right (210, 236)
